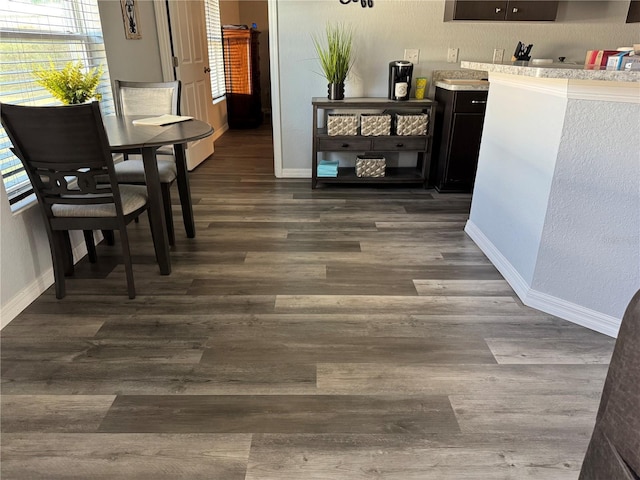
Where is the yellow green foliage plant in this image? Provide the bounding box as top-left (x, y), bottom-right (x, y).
top-left (33, 61), bottom-right (103, 104)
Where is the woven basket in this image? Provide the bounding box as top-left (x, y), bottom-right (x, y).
top-left (395, 113), bottom-right (429, 136)
top-left (327, 114), bottom-right (358, 136)
top-left (356, 155), bottom-right (386, 177)
top-left (360, 114), bottom-right (391, 136)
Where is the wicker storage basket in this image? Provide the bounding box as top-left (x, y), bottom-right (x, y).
top-left (395, 113), bottom-right (429, 136)
top-left (327, 114), bottom-right (358, 136)
top-left (360, 114), bottom-right (391, 136)
top-left (356, 155), bottom-right (386, 177)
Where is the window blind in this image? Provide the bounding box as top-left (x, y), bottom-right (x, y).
top-left (203, 0), bottom-right (225, 100)
top-left (0, 0), bottom-right (113, 206)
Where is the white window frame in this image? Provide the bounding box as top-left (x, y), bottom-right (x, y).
top-left (203, 0), bottom-right (225, 100)
top-left (0, 0), bottom-right (113, 208)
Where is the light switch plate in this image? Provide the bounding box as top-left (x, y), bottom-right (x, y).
top-left (493, 48), bottom-right (504, 63)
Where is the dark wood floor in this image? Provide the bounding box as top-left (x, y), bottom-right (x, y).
top-left (1, 124), bottom-right (615, 479)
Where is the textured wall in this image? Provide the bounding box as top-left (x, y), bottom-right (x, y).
top-left (532, 100), bottom-right (640, 318)
top-left (274, 0), bottom-right (638, 171)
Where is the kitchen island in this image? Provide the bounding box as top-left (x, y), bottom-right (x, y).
top-left (461, 61), bottom-right (639, 337)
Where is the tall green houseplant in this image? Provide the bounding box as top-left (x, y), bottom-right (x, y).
top-left (33, 61), bottom-right (103, 105)
top-left (312, 23), bottom-right (354, 100)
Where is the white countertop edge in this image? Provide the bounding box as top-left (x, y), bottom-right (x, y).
top-left (434, 81), bottom-right (490, 91)
top-left (487, 72), bottom-right (640, 104)
top-left (461, 60), bottom-right (640, 83)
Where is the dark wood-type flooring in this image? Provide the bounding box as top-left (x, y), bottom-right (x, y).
top-left (1, 123), bottom-right (615, 479)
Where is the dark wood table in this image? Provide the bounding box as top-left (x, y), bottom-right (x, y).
top-left (103, 116), bottom-right (213, 275)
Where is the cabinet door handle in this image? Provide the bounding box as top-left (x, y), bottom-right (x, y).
top-left (396, 143), bottom-right (404, 147)
top-left (341, 143), bottom-right (350, 148)
top-left (512, 7), bottom-right (518, 12)
top-left (495, 7), bottom-right (502, 13)
top-left (471, 100), bottom-right (487, 104)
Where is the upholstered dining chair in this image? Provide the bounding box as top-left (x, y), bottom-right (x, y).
top-left (111, 80), bottom-right (183, 245)
top-left (0, 101), bottom-right (149, 299)
top-left (578, 289), bottom-right (640, 480)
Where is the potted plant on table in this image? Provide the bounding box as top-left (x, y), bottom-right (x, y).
top-left (33, 61), bottom-right (103, 104)
top-left (312, 23), bottom-right (354, 100)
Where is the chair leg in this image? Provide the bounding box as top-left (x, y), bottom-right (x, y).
top-left (50, 231), bottom-right (68, 299)
top-left (61, 231), bottom-right (74, 276)
top-left (118, 226), bottom-right (136, 299)
top-left (102, 230), bottom-right (115, 245)
top-left (83, 230), bottom-right (97, 263)
top-left (175, 144), bottom-right (195, 238)
top-left (161, 183), bottom-right (175, 247)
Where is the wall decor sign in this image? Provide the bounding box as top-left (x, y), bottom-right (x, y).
top-left (340, 0), bottom-right (373, 7)
top-left (120, 0), bottom-right (142, 39)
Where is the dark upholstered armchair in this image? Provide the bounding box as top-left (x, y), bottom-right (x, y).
top-left (579, 289), bottom-right (640, 480)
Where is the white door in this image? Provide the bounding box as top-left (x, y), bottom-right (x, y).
top-left (167, 0), bottom-right (215, 170)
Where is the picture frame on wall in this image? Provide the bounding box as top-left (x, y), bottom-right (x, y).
top-left (120, 0), bottom-right (142, 39)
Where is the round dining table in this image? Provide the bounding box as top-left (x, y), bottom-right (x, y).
top-left (102, 115), bottom-right (213, 275)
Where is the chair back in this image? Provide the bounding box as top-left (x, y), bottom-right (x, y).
top-left (0, 102), bottom-right (125, 220)
top-left (113, 80), bottom-right (181, 117)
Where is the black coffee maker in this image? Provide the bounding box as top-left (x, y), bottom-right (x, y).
top-left (388, 60), bottom-right (413, 101)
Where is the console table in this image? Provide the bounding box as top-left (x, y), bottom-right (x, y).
top-left (311, 97), bottom-right (437, 188)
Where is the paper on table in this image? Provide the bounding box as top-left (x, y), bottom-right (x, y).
top-left (132, 114), bottom-right (193, 126)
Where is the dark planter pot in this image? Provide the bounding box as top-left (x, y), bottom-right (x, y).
top-left (328, 83), bottom-right (345, 100)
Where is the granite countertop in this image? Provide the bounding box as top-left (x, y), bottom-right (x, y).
top-left (461, 61), bottom-right (640, 83)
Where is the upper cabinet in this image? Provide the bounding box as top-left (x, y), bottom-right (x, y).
top-left (628, 0), bottom-right (640, 22)
top-left (444, 1), bottom-right (559, 21)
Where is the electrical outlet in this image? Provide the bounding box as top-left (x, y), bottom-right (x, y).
top-left (404, 49), bottom-right (419, 64)
top-left (447, 48), bottom-right (459, 63)
top-left (493, 48), bottom-right (504, 63)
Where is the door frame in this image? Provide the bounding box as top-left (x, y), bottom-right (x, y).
top-left (153, 0), bottom-right (175, 83)
top-left (153, 0), bottom-right (284, 178)
top-left (267, 0), bottom-right (283, 178)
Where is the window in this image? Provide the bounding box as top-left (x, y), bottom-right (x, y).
top-left (203, 0), bottom-right (225, 100)
top-left (0, 0), bottom-right (113, 206)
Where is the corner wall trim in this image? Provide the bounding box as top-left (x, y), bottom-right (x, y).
top-left (464, 219), bottom-right (620, 338)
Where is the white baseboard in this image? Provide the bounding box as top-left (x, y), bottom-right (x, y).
top-left (0, 239), bottom-right (89, 329)
top-left (526, 289), bottom-right (620, 338)
top-left (212, 123), bottom-right (228, 143)
top-left (280, 168), bottom-right (311, 178)
top-left (464, 220), bottom-right (530, 299)
top-left (464, 219), bottom-right (620, 338)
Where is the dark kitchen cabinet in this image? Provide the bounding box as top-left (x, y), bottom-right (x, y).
top-left (444, 1), bottom-right (558, 21)
top-left (430, 88), bottom-right (487, 193)
top-left (222, 28), bottom-right (262, 128)
top-left (628, 0), bottom-right (640, 22)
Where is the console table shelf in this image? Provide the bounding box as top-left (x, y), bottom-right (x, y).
top-left (312, 97), bottom-right (437, 189)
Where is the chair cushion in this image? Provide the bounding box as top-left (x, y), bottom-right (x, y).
top-left (114, 159), bottom-right (177, 184)
top-left (51, 185), bottom-right (148, 217)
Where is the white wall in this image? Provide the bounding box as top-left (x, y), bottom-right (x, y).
top-left (531, 99), bottom-right (640, 319)
top-left (0, 193), bottom-right (87, 327)
top-left (273, 0), bottom-right (638, 173)
top-left (97, 0), bottom-right (164, 82)
top-left (469, 79), bottom-right (566, 285)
